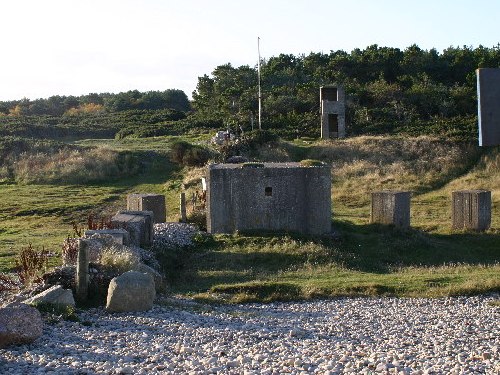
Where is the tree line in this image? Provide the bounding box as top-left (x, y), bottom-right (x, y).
top-left (2, 44), bottom-right (499, 140)
top-left (0, 89), bottom-right (190, 116)
top-left (191, 44), bottom-right (500, 138)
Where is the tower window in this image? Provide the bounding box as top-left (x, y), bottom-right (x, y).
top-left (265, 187), bottom-right (272, 196)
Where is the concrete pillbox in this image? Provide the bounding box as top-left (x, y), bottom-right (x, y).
top-left (206, 162), bottom-right (332, 235)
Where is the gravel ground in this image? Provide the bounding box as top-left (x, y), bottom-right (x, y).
top-left (1, 296), bottom-right (499, 374)
top-left (152, 223), bottom-right (199, 251)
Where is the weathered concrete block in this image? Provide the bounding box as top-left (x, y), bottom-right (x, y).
top-left (371, 191), bottom-right (411, 228)
top-left (0, 304), bottom-right (43, 348)
top-left (207, 162), bottom-right (331, 235)
top-left (127, 193), bottom-right (166, 223)
top-left (106, 271), bottom-right (155, 312)
top-left (452, 190), bottom-right (491, 231)
top-left (111, 211), bottom-right (154, 247)
top-left (84, 229), bottom-right (130, 246)
top-left (477, 68), bottom-right (500, 146)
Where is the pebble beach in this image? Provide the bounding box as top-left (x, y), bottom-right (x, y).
top-left (1, 296), bottom-right (499, 374)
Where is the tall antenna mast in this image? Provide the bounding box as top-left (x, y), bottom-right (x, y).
top-left (257, 36), bottom-right (262, 130)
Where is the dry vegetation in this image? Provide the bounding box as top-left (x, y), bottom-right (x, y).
top-left (1, 134), bottom-right (499, 301)
top-left (309, 136), bottom-right (482, 206)
top-left (0, 137), bottom-right (141, 185)
top-left (11, 147), bottom-right (139, 184)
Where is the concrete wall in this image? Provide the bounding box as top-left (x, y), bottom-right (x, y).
top-left (477, 68), bottom-right (500, 146)
top-left (207, 163), bottom-right (331, 235)
top-left (320, 85), bottom-right (346, 139)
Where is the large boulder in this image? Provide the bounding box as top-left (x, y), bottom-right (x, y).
top-left (132, 263), bottom-right (166, 293)
top-left (24, 285), bottom-right (75, 307)
top-left (106, 271), bottom-right (155, 313)
top-left (0, 304), bottom-right (43, 348)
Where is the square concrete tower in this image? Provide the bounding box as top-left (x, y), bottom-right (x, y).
top-left (477, 68), bottom-right (500, 146)
top-left (320, 85), bottom-right (346, 139)
top-left (206, 162), bottom-right (332, 235)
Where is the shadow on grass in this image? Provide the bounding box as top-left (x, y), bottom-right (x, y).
top-left (333, 220), bottom-right (500, 272)
top-left (105, 151), bottom-right (182, 188)
top-left (168, 220), bottom-right (500, 297)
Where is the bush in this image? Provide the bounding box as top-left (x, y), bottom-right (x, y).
top-left (62, 238), bottom-right (79, 266)
top-left (170, 141), bottom-right (211, 166)
top-left (186, 209), bottom-right (207, 231)
top-left (98, 246), bottom-right (140, 274)
top-left (32, 302), bottom-right (79, 323)
top-left (14, 244), bottom-right (50, 286)
top-left (215, 130), bottom-right (280, 161)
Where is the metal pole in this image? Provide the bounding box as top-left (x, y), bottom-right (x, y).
top-left (257, 37), bottom-right (262, 130)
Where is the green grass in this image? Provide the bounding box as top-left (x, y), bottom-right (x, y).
top-left (1, 134), bottom-right (499, 302)
top-left (0, 136), bottom-right (188, 271)
top-left (172, 228), bottom-right (499, 303)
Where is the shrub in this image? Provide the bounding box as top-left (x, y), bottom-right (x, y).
top-left (98, 246), bottom-right (140, 274)
top-left (215, 130), bottom-right (280, 161)
top-left (32, 302), bottom-right (79, 323)
top-left (186, 208), bottom-right (207, 231)
top-left (14, 244), bottom-right (50, 286)
top-left (170, 141), bottom-right (211, 166)
top-left (62, 237), bottom-right (79, 266)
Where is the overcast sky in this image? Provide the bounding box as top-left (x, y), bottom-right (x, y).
top-left (1, 0), bottom-right (499, 101)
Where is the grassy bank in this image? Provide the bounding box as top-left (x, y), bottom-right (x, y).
top-left (1, 135), bottom-right (499, 301)
top-left (168, 225), bottom-right (499, 302)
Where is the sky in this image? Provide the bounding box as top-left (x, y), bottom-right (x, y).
top-left (1, 0), bottom-right (499, 101)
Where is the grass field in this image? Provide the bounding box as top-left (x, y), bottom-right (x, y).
top-left (1, 135), bottom-right (499, 301)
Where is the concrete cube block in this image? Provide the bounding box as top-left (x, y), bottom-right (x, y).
top-left (111, 211), bottom-right (154, 247)
top-left (371, 191), bottom-right (411, 228)
top-left (452, 190), bottom-right (491, 231)
top-left (84, 229), bottom-right (130, 245)
top-left (127, 193), bottom-right (166, 223)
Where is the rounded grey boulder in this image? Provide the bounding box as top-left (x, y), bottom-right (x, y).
top-left (25, 285), bottom-right (75, 307)
top-left (106, 271), bottom-right (155, 313)
top-left (0, 303), bottom-right (43, 348)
